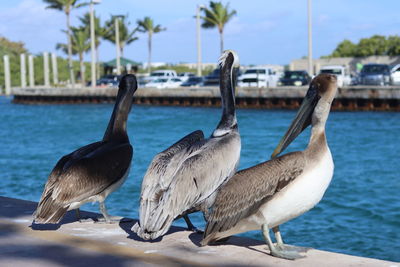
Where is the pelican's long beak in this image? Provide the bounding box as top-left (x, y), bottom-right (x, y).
top-left (271, 83), bottom-right (320, 158)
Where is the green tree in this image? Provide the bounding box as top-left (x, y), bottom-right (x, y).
top-left (355, 35), bottom-right (388, 57)
top-left (330, 39), bottom-right (357, 57)
top-left (104, 15), bottom-right (139, 58)
top-left (57, 27), bottom-right (90, 85)
top-left (387, 35), bottom-right (400, 56)
top-left (43, 0), bottom-right (88, 86)
top-left (0, 37), bottom-right (28, 89)
top-left (79, 11), bottom-right (108, 78)
top-left (137, 16), bottom-right (165, 73)
top-left (327, 35), bottom-right (400, 58)
top-left (201, 1), bottom-right (237, 54)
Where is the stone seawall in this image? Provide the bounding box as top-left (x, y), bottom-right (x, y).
top-left (0, 196), bottom-right (398, 266)
top-left (12, 86), bottom-right (400, 111)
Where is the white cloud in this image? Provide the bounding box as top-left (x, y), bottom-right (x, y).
top-left (0, 0), bottom-right (68, 55)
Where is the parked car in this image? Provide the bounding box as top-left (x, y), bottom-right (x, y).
top-left (278, 71), bottom-right (311, 86)
top-left (203, 68), bottom-right (241, 86)
top-left (237, 67), bottom-right (280, 88)
top-left (87, 74), bottom-right (120, 87)
top-left (359, 64), bottom-right (391, 86)
top-left (203, 68), bottom-right (220, 86)
top-left (390, 64), bottom-right (400, 85)
top-left (144, 70), bottom-right (178, 83)
top-left (178, 72), bottom-right (195, 82)
top-left (319, 65), bottom-right (351, 88)
top-left (144, 77), bottom-right (182, 89)
top-left (181, 76), bottom-right (204, 87)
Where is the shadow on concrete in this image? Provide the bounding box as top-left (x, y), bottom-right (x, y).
top-left (118, 219), bottom-right (193, 243)
top-left (0, 243), bottom-right (133, 267)
top-left (188, 232), bottom-right (265, 248)
top-left (30, 209), bottom-right (102, 231)
top-left (0, 221), bottom-right (134, 266)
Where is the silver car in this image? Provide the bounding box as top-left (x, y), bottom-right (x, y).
top-left (359, 64), bottom-right (391, 86)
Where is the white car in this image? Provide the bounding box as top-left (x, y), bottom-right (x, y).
top-left (144, 77), bottom-right (182, 89)
top-left (391, 64), bottom-right (400, 85)
top-left (319, 65), bottom-right (351, 88)
top-left (238, 68), bottom-right (280, 88)
top-left (144, 70), bottom-right (178, 83)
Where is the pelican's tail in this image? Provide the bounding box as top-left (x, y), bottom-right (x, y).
top-left (133, 199), bottom-right (175, 240)
top-left (33, 194), bottom-right (68, 224)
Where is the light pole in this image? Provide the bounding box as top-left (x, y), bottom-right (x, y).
top-left (196, 5), bottom-right (205, 77)
top-left (307, 0), bottom-right (313, 76)
top-left (89, 0), bottom-right (100, 88)
top-left (115, 16), bottom-right (122, 75)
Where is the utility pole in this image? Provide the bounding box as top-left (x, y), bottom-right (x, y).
top-left (3, 55), bottom-right (11, 95)
top-left (51, 53), bottom-right (59, 85)
top-left (307, 0), bottom-right (313, 76)
top-left (115, 17), bottom-right (121, 75)
top-left (90, 0), bottom-right (99, 88)
top-left (43, 52), bottom-right (50, 87)
top-left (196, 5), bottom-right (205, 77)
top-left (20, 54), bottom-right (26, 88)
top-left (29, 55), bottom-right (35, 87)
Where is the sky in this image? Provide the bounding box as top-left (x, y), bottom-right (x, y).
top-left (0, 0), bottom-right (399, 66)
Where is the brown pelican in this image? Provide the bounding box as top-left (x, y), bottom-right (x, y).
top-left (201, 74), bottom-right (337, 260)
top-left (33, 74), bottom-right (137, 224)
top-left (132, 50), bottom-right (241, 240)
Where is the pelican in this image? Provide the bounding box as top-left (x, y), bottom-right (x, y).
top-left (33, 74), bottom-right (137, 224)
top-left (201, 74), bottom-right (338, 260)
top-left (132, 50), bottom-right (241, 240)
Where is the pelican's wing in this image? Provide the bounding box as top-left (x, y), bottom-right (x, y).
top-left (202, 151), bottom-right (305, 244)
top-left (136, 131), bottom-right (241, 240)
top-left (139, 130), bottom-right (204, 226)
top-left (35, 141), bottom-right (133, 224)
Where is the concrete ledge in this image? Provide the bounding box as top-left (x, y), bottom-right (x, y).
top-left (11, 86), bottom-right (400, 99)
top-left (0, 196), bottom-right (397, 267)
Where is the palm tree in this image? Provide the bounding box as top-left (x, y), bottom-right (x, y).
top-left (201, 1), bottom-right (237, 54)
top-left (79, 11), bottom-right (108, 78)
top-left (57, 27), bottom-right (90, 86)
top-left (43, 0), bottom-right (88, 86)
top-left (137, 17), bottom-right (166, 73)
top-left (104, 15), bottom-right (139, 58)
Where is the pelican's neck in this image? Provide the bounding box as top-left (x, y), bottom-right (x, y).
top-left (103, 91), bottom-right (133, 142)
top-left (214, 65), bottom-right (237, 136)
top-left (307, 100), bottom-right (330, 156)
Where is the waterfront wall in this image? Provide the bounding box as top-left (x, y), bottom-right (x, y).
top-left (0, 196), bottom-right (397, 266)
top-left (12, 86), bottom-right (400, 111)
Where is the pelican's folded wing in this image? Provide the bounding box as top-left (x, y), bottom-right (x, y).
top-left (202, 151), bottom-right (305, 244)
top-left (35, 141), bottom-right (132, 223)
top-left (139, 130), bottom-right (204, 227)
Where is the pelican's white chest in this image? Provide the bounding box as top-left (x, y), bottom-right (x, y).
top-left (259, 148), bottom-right (334, 228)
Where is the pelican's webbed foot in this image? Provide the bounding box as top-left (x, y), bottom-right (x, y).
top-left (95, 201), bottom-right (127, 224)
top-left (262, 224), bottom-right (305, 260)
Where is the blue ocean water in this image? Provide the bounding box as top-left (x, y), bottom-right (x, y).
top-left (0, 96), bottom-right (399, 262)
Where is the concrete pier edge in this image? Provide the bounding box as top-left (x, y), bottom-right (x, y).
top-left (0, 196), bottom-right (398, 266)
top-left (11, 86), bottom-right (400, 111)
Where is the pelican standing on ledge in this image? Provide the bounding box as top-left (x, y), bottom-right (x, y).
top-left (34, 75), bottom-right (137, 224)
top-left (133, 50), bottom-right (241, 240)
top-left (201, 74), bottom-right (337, 260)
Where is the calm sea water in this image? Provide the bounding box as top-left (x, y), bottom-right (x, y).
top-left (0, 96), bottom-right (399, 262)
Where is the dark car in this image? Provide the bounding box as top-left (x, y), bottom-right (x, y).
top-left (359, 64), bottom-right (391, 86)
top-left (278, 71), bottom-right (311, 86)
top-left (87, 75), bottom-right (121, 87)
top-left (203, 69), bottom-right (220, 86)
top-left (203, 68), bottom-right (241, 86)
top-left (181, 76), bottom-right (204, 87)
